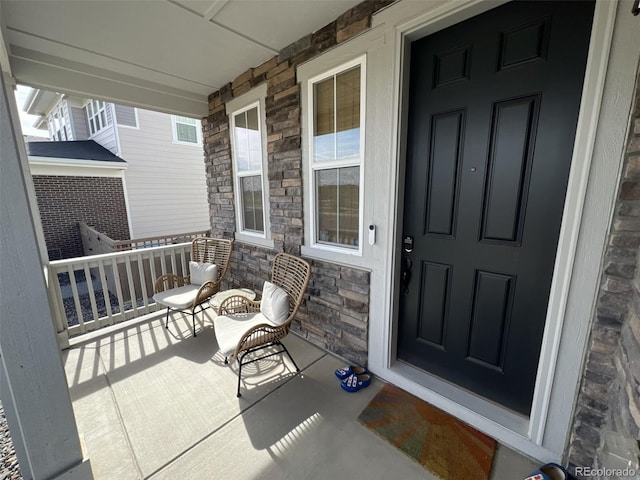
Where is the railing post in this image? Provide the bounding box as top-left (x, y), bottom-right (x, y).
top-left (44, 263), bottom-right (70, 349)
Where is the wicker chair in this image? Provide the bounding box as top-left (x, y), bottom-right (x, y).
top-left (215, 253), bottom-right (311, 397)
top-left (153, 237), bottom-right (232, 337)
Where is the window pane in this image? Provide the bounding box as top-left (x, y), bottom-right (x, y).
top-left (316, 167), bottom-right (359, 247)
top-left (338, 166), bottom-right (360, 246)
top-left (234, 127), bottom-right (250, 171)
top-left (234, 108), bottom-right (261, 171)
top-left (235, 112), bottom-right (247, 129)
top-left (316, 169), bottom-right (338, 243)
top-left (175, 116), bottom-right (197, 126)
top-left (336, 67), bottom-right (360, 161)
top-left (247, 108), bottom-right (262, 171)
top-left (177, 123), bottom-right (197, 143)
top-left (313, 78), bottom-right (335, 163)
top-left (246, 107), bottom-right (259, 131)
top-left (241, 175), bottom-right (264, 233)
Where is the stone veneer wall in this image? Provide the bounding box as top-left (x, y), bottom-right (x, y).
top-left (224, 244), bottom-right (371, 364)
top-left (204, 0), bottom-right (392, 366)
top-left (32, 175), bottom-right (130, 260)
top-left (567, 73), bottom-right (640, 477)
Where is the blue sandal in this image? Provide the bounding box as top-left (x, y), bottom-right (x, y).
top-left (525, 463), bottom-right (569, 480)
top-left (340, 373), bottom-right (371, 392)
top-left (334, 365), bottom-right (367, 380)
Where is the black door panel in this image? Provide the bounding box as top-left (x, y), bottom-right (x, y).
top-left (398, 1), bottom-right (595, 415)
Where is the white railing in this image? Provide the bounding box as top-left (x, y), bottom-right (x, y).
top-left (47, 242), bottom-right (192, 344)
top-left (79, 222), bottom-right (210, 254)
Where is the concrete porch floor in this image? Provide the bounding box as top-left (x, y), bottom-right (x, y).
top-left (62, 312), bottom-right (539, 480)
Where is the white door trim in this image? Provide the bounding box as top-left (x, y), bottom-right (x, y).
top-left (368, 0), bottom-right (622, 462)
top-left (527, 0), bottom-right (619, 445)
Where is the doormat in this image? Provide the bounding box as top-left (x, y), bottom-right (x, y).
top-left (357, 384), bottom-right (497, 480)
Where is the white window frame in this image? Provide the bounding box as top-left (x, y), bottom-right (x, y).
top-left (227, 83), bottom-right (273, 249)
top-left (306, 56), bottom-right (366, 256)
top-left (85, 99), bottom-right (111, 136)
top-left (49, 103), bottom-right (68, 141)
top-left (171, 115), bottom-right (202, 145)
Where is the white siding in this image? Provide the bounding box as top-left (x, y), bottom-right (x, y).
top-left (91, 123), bottom-right (117, 153)
top-left (117, 107), bottom-right (209, 238)
top-left (88, 104), bottom-right (117, 154)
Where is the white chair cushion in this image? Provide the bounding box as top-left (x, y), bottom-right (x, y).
top-left (214, 312), bottom-right (276, 356)
top-left (260, 281), bottom-right (290, 325)
top-left (153, 284), bottom-right (200, 310)
top-left (190, 261), bottom-right (218, 286)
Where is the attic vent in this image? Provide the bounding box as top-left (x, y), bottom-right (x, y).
top-left (115, 105), bottom-right (138, 128)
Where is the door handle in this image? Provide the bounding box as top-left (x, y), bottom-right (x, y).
top-left (401, 257), bottom-right (413, 293)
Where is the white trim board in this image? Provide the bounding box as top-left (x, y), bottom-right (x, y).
top-left (305, 55), bottom-right (366, 257)
top-left (298, 26), bottom-right (386, 270)
top-left (28, 156), bottom-right (126, 177)
top-left (298, 0), bottom-right (639, 462)
top-left (225, 82), bottom-right (275, 250)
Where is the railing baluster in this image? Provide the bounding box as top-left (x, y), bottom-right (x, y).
top-left (180, 247), bottom-right (187, 278)
top-left (170, 251), bottom-right (178, 277)
top-left (111, 257), bottom-right (126, 320)
top-left (67, 265), bottom-right (85, 334)
top-left (97, 260), bottom-right (113, 325)
top-left (160, 251), bottom-right (167, 277)
top-left (149, 251), bottom-right (158, 301)
top-left (137, 251), bottom-right (150, 313)
top-left (83, 262), bottom-right (100, 330)
top-left (124, 257), bottom-right (138, 318)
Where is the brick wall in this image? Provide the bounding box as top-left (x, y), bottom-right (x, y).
top-left (32, 175), bottom-right (130, 259)
top-left (204, 0), bottom-right (391, 365)
top-left (567, 74), bottom-right (640, 477)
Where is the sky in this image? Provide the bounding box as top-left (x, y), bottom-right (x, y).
top-left (14, 85), bottom-right (48, 137)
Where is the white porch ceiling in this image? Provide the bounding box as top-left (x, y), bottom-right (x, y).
top-left (0, 0), bottom-right (361, 117)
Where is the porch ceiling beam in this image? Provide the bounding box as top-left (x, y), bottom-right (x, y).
top-left (9, 51), bottom-right (209, 117)
top-left (204, 0), bottom-right (230, 21)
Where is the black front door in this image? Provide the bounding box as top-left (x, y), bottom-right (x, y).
top-left (398, 1), bottom-right (594, 415)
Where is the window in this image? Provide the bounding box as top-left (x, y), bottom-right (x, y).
top-left (309, 60), bottom-right (364, 250)
top-left (231, 104), bottom-right (266, 235)
top-left (85, 100), bottom-right (111, 135)
top-left (172, 115), bottom-right (200, 144)
top-left (48, 103), bottom-right (68, 141)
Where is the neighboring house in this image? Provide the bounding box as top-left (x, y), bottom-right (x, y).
top-left (23, 90), bottom-right (210, 251)
top-left (26, 140), bottom-right (130, 259)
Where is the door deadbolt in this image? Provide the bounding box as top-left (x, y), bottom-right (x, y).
top-left (403, 236), bottom-right (414, 253)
